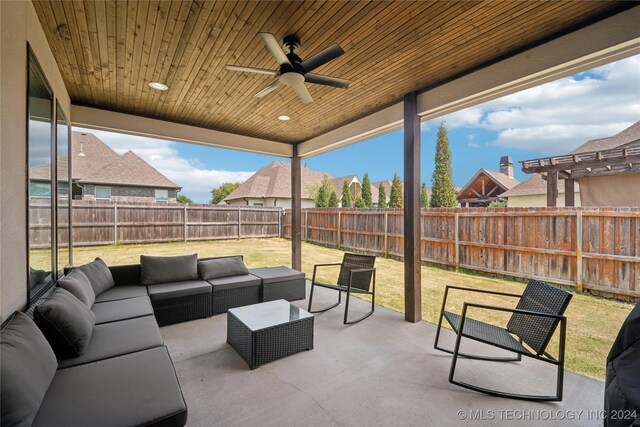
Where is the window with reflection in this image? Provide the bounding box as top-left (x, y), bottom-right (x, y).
top-left (28, 49), bottom-right (54, 301)
top-left (56, 104), bottom-right (71, 274)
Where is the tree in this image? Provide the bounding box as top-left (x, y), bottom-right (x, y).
top-left (488, 200), bottom-right (507, 208)
top-left (210, 182), bottom-right (241, 204)
top-left (420, 182), bottom-right (429, 208)
top-left (388, 173), bottom-right (403, 208)
top-left (361, 173), bottom-right (373, 208)
top-left (354, 195), bottom-right (366, 208)
top-left (328, 189), bottom-right (339, 207)
top-left (314, 175), bottom-right (333, 207)
top-left (177, 194), bottom-right (193, 204)
top-left (341, 180), bottom-right (352, 208)
top-left (378, 183), bottom-right (387, 208)
top-left (430, 122), bottom-right (458, 207)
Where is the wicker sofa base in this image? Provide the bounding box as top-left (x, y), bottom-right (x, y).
top-left (227, 310), bottom-right (314, 369)
top-left (212, 285), bottom-right (260, 315)
top-left (151, 292), bottom-right (212, 326)
top-left (262, 278), bottom-right (306, 302)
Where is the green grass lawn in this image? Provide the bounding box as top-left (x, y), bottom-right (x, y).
top-left (65, 237), bottom-right (633, 381)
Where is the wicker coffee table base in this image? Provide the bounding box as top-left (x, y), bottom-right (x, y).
top-left (227, 310), bottom-right (314, 369)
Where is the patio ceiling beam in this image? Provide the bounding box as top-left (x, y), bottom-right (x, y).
top-left (404, 92), bottom-right (421, 323)
top-left (71, 105), bottom-right (293, 158)
top-left (297, 7), bottom-right (640, 159)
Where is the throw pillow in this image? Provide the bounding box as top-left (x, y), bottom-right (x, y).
top-left (34, 288), bottom-right (96, 358)
top-left (57, 268), bottom-right (95, 307)
top-left (140, 254), bottom-right (198, 285)
top-left (198, 256), bottom-right (249, 280)
top-left (1, 312), bottom-right (57, 427)
top-left (76, 257), bottom-right (115, 296)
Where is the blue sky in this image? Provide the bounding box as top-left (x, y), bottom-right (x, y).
top-left (79, 55), bottom-right (640, 203)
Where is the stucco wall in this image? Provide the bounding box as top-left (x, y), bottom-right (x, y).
top-left (579, 174), bottom-right (640, 207)
top-left (1, 1), bottom-right (71, 321)
top-left (507, 192), bottom-right (581, 207)
top-left (80, 184), bottom-right (178, 203)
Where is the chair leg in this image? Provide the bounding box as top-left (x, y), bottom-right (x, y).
top-left (343, 290), bottom-right (374, 325)
top-left (308, 284), bottom-right (342, 314)
top-left (449, 333), bottom-right (562, 402)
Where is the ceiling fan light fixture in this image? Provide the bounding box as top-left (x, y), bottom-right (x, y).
top-left (149, 81), bottom-right (168, 91)
top-left (277, 115), bottom-right (291, 121)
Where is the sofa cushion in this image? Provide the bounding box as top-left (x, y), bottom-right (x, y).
top-left (148, 280), bottom-right (212, 302)
top-left (198, 256), bottom-right (249, 280)
top-left (34, 288), bottom-right (96, 358)
top-left (207, 274), bottom-right (262, 291)
top-left (34, 347), bottom-right (187, 427)
top-left (141, 254), bottom-right (198, 286)
top-left (92, 296), bottom-right (154, 325)
top-left (93, 285), bottom-right (148, 303)
top-left (77, 258), bottom-right (115, 296)
top-left (57, 315), bottom-right (164, 369)
top-left (248, 266), bottom-right (306, 284)
top-left (57, 268), bottom-right (95, 307)
top-left (1, 312), bottom-right (58, 427)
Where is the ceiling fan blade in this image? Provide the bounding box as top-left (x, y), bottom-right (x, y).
top-left (300, 44), bottom-right (344, 73)
top-left (225, 65), bottom-right (278, 76)
top-left (255, 80), bottom-right (283, 98)
top-left (304, 73), bottom-right (350, 89)
top-left (292, 81), bottom-right (313, 105)
top-left (258, 32), bottom-right (291, 66)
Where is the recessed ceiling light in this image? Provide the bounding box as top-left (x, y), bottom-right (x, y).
top-left (277, 115), bottom-right (290, 121)
top-left (149, 81), bottom-right (168, 91)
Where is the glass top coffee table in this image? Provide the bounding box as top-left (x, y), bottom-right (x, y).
top-left (227, 299), bottom-right (314, 369)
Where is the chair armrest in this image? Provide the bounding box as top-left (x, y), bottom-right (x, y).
top-left (462, 302), bottom-right (566, 320)
top-left (440, 285), bottom-right (521, 318)
top-left (312, 263), bottom-right (343, 283)
top-left (445, 285), bottom-right (521, 298)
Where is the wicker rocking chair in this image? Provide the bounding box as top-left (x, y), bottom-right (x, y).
top-left (308, 253), bottom-right (376, 324)
top-left (434, 279), bottom-right (573, 401)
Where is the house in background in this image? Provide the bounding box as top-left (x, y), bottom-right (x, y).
top-left (502, 175), bottom-right (581, 207)
top-left (504, 121), bottom-right (639, 207)
top-left (224, 162), bottom-right (396, 207)
top-left (224, 161), bottom-right (326, 208)
top-left (457, 156), bottom-right (520, 207)
top-left (71, 132), bottom-right (181, 203)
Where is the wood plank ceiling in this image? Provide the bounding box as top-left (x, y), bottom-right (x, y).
top-left (33, 1), bottom-right (631, 144)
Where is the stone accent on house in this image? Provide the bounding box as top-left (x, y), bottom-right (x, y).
top-left (79, 184), bottom-right (178, 203)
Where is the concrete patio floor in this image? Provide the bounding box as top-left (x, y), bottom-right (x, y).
top-left (161, 283), bottom-right (605, 427)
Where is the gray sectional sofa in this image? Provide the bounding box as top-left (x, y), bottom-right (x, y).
top-left (1, 253), bottom-right (306, 427)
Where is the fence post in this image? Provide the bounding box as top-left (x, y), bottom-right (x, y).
top-left (384, 210), bottom-right (389, 257)
top-left (183, 204), bottom-right (188, 242)
top-left (278, 208), bottom-right (282, 238)
top-left (454, 212), bottom-right (460, 269)
top-left (304, 210), bottom-right (308, 241)
top-left (576, 210), bottom-right (583, 292)
top-left (113, 204), bottom-right (118, 244)
top-left (238, 207), bottom-right (242, 240)
top-left (337, 210), bottom-right (341, 248)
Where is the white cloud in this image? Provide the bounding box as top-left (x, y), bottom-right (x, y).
top-left (467, 142), bottom-right (480, 148)
top-left (74, 129), bottom-right (254, 203)
top-left (428, 55), bottom-right (640, 154)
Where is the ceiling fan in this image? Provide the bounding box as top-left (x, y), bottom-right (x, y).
top-left (225, 33), bottom-right (350, 105)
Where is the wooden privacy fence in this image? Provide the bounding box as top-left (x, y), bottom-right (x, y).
top-left (283, 207), bottom-right (640, 300)
top-left (30, 201), bottom-right (282, 247)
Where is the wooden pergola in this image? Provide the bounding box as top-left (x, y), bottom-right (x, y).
top-left (521, 145), bottom-right (640, 207)
top-left (16, 0), bottom-right (640, 323)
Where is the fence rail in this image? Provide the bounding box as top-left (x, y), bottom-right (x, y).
top-left (283, 207), bottom-right (640, 300)
top-left (30, 201), bottom-right (282, 247)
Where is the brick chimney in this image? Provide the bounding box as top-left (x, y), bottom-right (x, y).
top-left (500, 156), bottom-right (513, 178)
